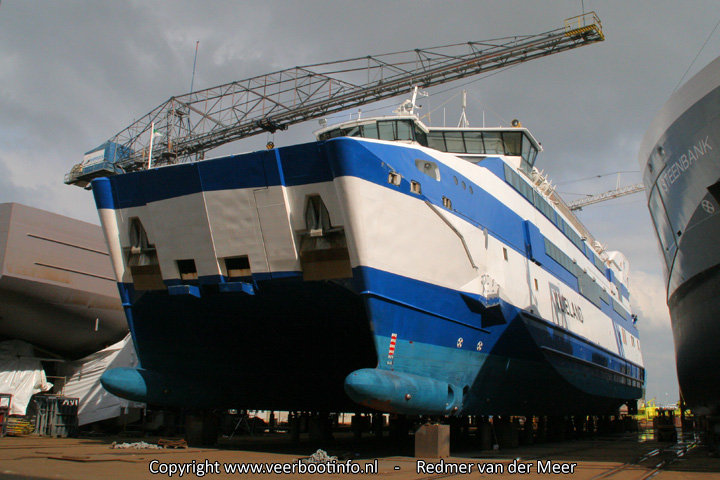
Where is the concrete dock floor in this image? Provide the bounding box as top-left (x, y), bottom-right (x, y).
top-left (1, 433), bottom-right (719, 479)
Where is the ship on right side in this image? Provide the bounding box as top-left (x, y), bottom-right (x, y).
top-left (639, 55), bottom-right (720, 421)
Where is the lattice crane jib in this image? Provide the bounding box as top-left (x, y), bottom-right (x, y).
top-left (65, 12), bottom-right (604, 187)
top-left (568, 184), bottom-right (646, 211)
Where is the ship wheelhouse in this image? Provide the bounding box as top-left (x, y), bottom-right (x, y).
top-left (316, 115), bottom-right (429, 145)
top-left (315, 116), bottom-right (542, 173)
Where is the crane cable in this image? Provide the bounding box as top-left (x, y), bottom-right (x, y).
top-left (673, 16), bottom-right (720, 94)
top-left (556, 170), bottom-right (640, 187)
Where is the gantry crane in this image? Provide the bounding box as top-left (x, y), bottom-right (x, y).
top-left (65, 13), bottom-right (604, 187)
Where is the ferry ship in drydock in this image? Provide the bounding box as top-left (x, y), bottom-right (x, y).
top-left (93, 95), bottom-right (644, 416)
top-left (639, 55), bottom-right (720, 417)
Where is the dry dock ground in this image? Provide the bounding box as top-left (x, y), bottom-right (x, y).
top-left (1, 434), bottom-right (719, 480)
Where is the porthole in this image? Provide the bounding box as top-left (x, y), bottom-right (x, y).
top-left (462, 181), bottom-right (466, 190)
top-left (453, 176), bottom-right (458, 185)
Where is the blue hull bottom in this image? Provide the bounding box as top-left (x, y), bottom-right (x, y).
top-left (103, 267), bottom-right (641, 415)
top-left (114, 277), bottom-right (378, 411)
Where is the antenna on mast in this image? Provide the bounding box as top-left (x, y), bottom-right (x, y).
top-left (458, 90), bottom-right (470, 128)
top-left (394, 86), bottom-right (428, 115)
top-left (190, 41), bottom-right (199, 94)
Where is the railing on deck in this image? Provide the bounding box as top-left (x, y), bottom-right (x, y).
top-left (565, 12), bottom-right (604, 40)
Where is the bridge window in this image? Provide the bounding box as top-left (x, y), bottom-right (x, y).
top-left (363, 123), bottom-right (378, 139)
top-left (483, 132), bottom-right (504, 154)
top-left (427, 132), bottom-right (446, 151)
top-left (377, 121), bottom-right (394, 141)
top-left (377, 120), bottom-right (415, 141)
top-left (464, 132), bottom-right (484, 154)
top-left (444, 132), bottom-right (465, 152)
top-left (523, 137), bottom-right (533, 162)
top-left (321, 128), bottom-right (344, 140)
top-left (318, 123), bottom-right (379, 140)
top-left (522, 136), bottom-right (538, 169)
top-left (414, 124), bottom-right (428, 146)
top-left (502, 131), bottom-right (522, 156)
top-left (521, 136), bottom-right (537, 172)
top-left (396, 120), bottom-right (413, 140)
top-left (426, 130), bottom-right (536, 159)
top-left (344, 125), bottom-right (362, 137)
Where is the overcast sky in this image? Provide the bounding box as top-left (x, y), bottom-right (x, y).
top-left (3, 0), bottom-right (719, 407)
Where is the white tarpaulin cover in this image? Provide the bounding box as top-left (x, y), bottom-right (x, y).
top-left (0, 340), bottom-right (53, 415)
top-left (59, 334), bottom-right (143, 426)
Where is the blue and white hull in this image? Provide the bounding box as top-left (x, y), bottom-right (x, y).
top-left (94, 134), bottom-right (643, 415)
